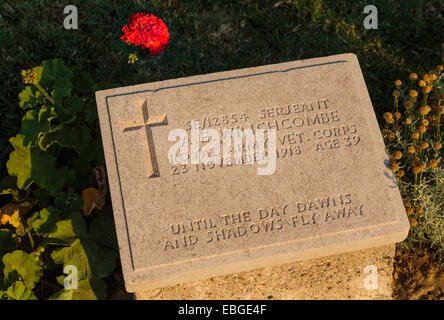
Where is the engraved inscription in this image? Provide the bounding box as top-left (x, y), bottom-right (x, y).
top-left (162, 193), bottom-right (365, 251)
top-left (169, 98), bottom-right (362, 176)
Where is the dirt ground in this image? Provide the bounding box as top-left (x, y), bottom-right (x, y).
top-left (392, 246), bottom-right (444, 300)
top-left (107, 246), bottom-right (444, 300)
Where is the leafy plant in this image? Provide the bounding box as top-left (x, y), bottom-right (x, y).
top-left (0, 59), bottom-right (117, 300)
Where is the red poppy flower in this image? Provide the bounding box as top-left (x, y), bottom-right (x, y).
top-left (121, 12), bottom-right (169, 56)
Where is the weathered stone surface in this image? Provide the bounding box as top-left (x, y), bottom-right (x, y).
top-left (95, 53), bottom-right (409, 292)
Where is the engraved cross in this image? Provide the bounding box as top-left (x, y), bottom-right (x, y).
top-left (121, 99), bottom-right (167, 177)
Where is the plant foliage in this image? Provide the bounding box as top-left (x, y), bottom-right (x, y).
top-left (0, 59), bottom-right (117, 300)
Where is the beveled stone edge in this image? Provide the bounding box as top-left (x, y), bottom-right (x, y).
top-left (125, 228), bottom-right (407, 292)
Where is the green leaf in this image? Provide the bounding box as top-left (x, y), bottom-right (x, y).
top-left (39, 59), bottom-right (73, 102)
top-left (7, 134), bottom-right (56, 191)
top-left (4, 281), bottom-right (37, 300)
top-left (2, 250), bottom-right (43, 289)
top-left (51, 78), bottom-right (73, 102)
top-left (63, 95), bottom-right (84, 118)
top-left (9, 133), bottom-right (77, 197)
top-left (0, 175), bottom-right (17, 192)
top-left (32, 188), bottom-right (50, 207)
top-left (48, 288), bottom-right (73, 300)
top-left (72, 277), bottom-right (107, 300)
top-left (84, 100), bottom-right (98, 121)
top-left (54, 189), bottom-right (83, 216)
top-left (0, 230), bottom-right (16, 257)
top-left (21, 112), bottom-right (42, 147)
top-left (0, 175), bottom-right (20, 200)
top-left (67, 158), bottom-right (94, 190)
top-left (10, 211), bottom-right (26, 236)
top-left (50, 213), bottom-right (117, 279)
top-left (46, 166), bottom-right (76, 196)
top-left (89, 214), bottom-right (118, 251)
top-left (21, 110), bottom-right (41, 146)
top-left (46, 211), bottom-right (86, 244)
top-left (18, 86), bottom-right (44, 110)
top-left (84, 136), bottom-right (105, 166)
top-left (21, 104), bottom-right (58, 147)
top-left (71, 68), bottom-right (92, 94)
top-left (49, 277), bottom-right (106, 300)
top-left (51, 239), bottom-right (90, 280)
top-left (82, 238), bottom-right (117, 278)
top-left (39, 103), bottom-right (57, 125)
top-left (38, 126), bottom-right (91, 156)
top-left (0, 229), bottom-right (17, 280)
top-left (27, 207), bottom-right (59, 235)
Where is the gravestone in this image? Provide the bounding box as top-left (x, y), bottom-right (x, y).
top-left (95, 53), bottom-right (409, 293)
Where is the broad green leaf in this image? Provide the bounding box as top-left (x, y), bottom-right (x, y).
top-left (54, 189), bottom-right (83, 216)
top-left (32, 188), bottom-right (50, 207)
top-left (0, 175), bottom-right (21, 200)
top-left (10, 211), bottom-right (26, 236)
top-left (0, 175), bottom-right (17, 193)
top-left (89, 214), bottom-right (118, 251)
top-left (71, 68), bottom-right (92, 94)
top-left (51, 239), bottom-right (90, 280)
top-left (84, 100), bottom-right (98, 121)
top-left (7, 134), bottom-right (56, 191)
top-left (50, 277), bottom-right (106, 300)
top-left (67, 158), bottom-right (94, 190)
top-left (50, 213), bottom-right (117, 279)
top-left (21, 105), bottom-right (58, 147)
top-left (18, 86), bottom-right (44, 110)
top-left (63, 95), bottom-right (84, 118)
top-left (46, 211), bottom-right (86, 243)
top-left (22, 110), bottom-right (45, 147)
top-left (51, 78), bottom-right (73, 102)
top-left (39, 59), bottom-right (71, 87)
top-left (38, 126), bottom-right (91, 156)
top-left (39, 104), bottom-right (57, 125)
top-left (39, 59), bottom-right (73, 102)
top-left (0, 176), bottom-right (29, 201)
top-left (82, 237), bottom-right (117, 278)
top-left (0, 229), bottom-right (16, 257)
top-left (48, 288), bottom-right (73, 300)
top-left (72, 277), bottom-right (107, 300)
top-left (27, 207), bottom-right (59, 235)
top-left (46, 166), bottom-right (76, 196)
top-left (84, 137), bottom-right (105, 166)
top-left (2, 250), bottom-right (43, 289)
top-left (4, 281), bottom-right (37, 300)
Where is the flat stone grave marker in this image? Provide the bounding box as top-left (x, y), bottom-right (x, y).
top-left (95, 53), bottom-right (409, 292)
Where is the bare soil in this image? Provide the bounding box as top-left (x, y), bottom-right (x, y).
top-left (393, 246), bottom-right (444, 300)
top-left (107, 245), bottom-right (444, 300)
